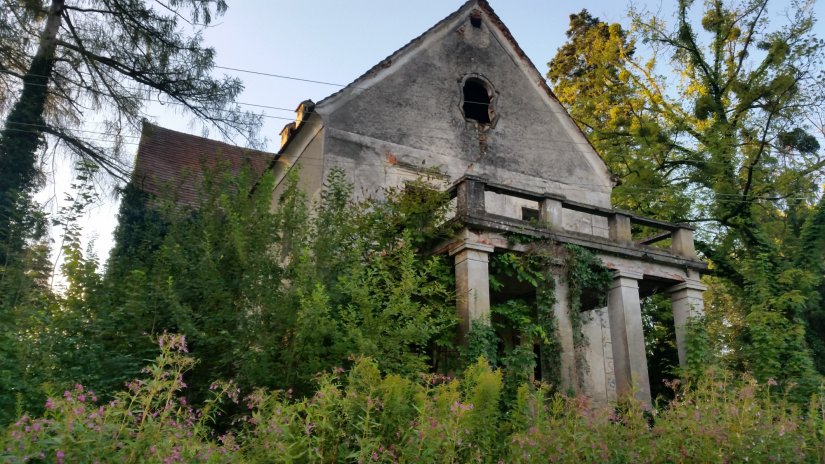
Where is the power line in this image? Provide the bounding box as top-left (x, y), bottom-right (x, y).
top-left (212, 65), bottom-right (352, 88)
top-left (0, 70), bottom-right (301, 115)
top-left (3, 121), bottom-right (141, 138)
top-left (4, 71), bottom-right (820, 172)
top-left (4, 69), bottom-right (824, 172)
top-left (6, 114), bottom-right (821, 178)
top-left (2, 127), bottom-right (139, 146)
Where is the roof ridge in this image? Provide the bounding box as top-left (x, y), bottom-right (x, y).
top-left (140, 121), bottom-right (277, 157)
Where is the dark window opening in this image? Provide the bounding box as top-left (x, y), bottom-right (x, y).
top-left (521, 207), bottom-right (539, 222)
top-left (578, 273), bottom-right (609, 312)
top-left (533, 343), bottom-right (543, 380)
top-left (470, 11), bottom-right (482, 28)
top-left (463, 79), bottom-right (491, 124)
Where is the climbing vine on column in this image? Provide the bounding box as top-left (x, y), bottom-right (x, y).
top-left (469, 239), bottom-right (612, 393)
top-left (563, 244), bottom-right (613, 372)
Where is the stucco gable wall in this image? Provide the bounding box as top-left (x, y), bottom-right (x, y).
top-left (316, 12), bottom-right (613, 208)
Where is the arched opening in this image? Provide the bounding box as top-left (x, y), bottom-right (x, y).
top-left (463, 78), bottom-right (492, 124)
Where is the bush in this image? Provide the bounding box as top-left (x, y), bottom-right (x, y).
top-left (1, 334), bottom-right (239, 463)
top-left (4, 337), bottom-right (824, 463)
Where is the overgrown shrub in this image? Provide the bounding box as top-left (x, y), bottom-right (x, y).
top-left (0, 167), bottom-right (459, 424)
top-left (7, 336), bottom-right (821, 463)
top-left (1, 333), bottom-right (239, 463)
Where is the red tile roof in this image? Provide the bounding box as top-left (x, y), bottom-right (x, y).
top-left (130, 122), bottom-right (274, 207)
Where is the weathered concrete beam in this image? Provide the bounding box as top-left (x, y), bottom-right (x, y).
top-left (456, 212), bottom-right (708, 271)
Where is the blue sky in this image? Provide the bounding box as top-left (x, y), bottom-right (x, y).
top-left (45, 0), bottom-right (825, 273)
top-left (173, 1), bottom-right (640, 148)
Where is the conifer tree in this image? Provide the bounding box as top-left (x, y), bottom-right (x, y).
top-left (0, 0), bottom-right (260, 261)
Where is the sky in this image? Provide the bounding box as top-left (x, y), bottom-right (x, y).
top-left (39, 0), bottom-right (825, 274)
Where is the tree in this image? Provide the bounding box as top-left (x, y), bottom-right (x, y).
top-left (3, 166), bottom-right (457, 420)
top-left (0, 0), bottom-right (261, 262)
top-left (548, 1), bottom-right (825, 391)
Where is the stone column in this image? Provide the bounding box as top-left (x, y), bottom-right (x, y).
top-left (668, 275), bottom-right (706, 367)
top-left (450, 241), bottom-right (495, 343)
top-left (607, 269), bottom-right (651, 406)
top-left (456, 177), bottom-right (486, 217)
top-left (551, 277), bottom-right (578, 393)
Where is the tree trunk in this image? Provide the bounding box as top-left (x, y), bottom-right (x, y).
top-left (0, 0), bottom-right (64, 260)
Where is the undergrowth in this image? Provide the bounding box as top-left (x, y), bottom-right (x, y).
top-left (3, 333), bottom-right (823, 463)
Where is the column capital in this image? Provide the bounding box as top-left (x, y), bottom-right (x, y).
top-left (668, 279), bottom-right (707, 293)
top-left (449, 240), bottom-right (495, 256)
top-left (612, 269), bottom-right (644, 280)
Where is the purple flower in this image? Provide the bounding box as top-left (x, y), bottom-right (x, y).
top-left (56, 449), bottom-right (65, 464)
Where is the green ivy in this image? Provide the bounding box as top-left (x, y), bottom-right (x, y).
top-left (562, 244), bottom-right (612, 359)
top-left (483, 241), bottom-right (612, 393)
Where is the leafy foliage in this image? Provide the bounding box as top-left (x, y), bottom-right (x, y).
top-left (548, 1), bottom-right (825, 392)
top-left (1, 334), bottom-right (239, 463)
top-left (481, 241), bottom-right (612, 395)
top-left (1, 166), bottom-right (458, 424)
top-left (4, 346), bottom-right (824, 463)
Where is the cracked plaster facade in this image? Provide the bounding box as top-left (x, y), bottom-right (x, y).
top-left (271, 0), bottom-right (707, 406)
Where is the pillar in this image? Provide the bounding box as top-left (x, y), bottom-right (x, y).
top-left (668, 275), bottom-right (706, 367)
top-left (607, 269), bottom-right (651, 406)
top-left (608, 213), bottom-right (632, 244)
top-left (456, 177), bottom-right (486, 217)
top-left (671, 227), bottom-right (696, 259)
top-left (450, 241), bottom-right (495, 343)
top-left (551, 277), bottom-right (578, 393)
top-left (539, 197), bottom-right (563, 230)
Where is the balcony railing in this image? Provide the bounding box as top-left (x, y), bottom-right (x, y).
top-left (446, 175), bottom-right (699, 261)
